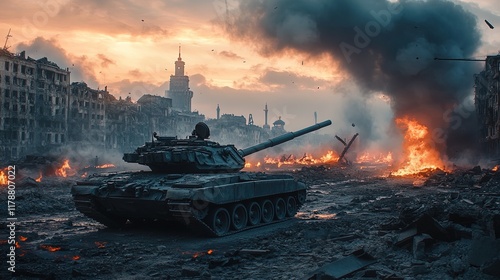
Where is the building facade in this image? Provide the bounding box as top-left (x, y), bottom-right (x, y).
top-left (0, 49), bottom-right (70, 159)
top-left (475, 55), bottom-right (500, 157)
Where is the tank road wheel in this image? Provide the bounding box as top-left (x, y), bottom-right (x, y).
top-left (261, 200), bottom-right (274, 223)
top-left (247, 202), bottom-right (261, 226)
top-left (297, 190), bottom-right (306, 205)
top-left (286, 196), bottom-right (298, 217)
top-left (231, 204), bottom-right (248, 230)
top-left (274, 198), bottom-right (286, 220)
top-left (209, 207), bottom-right (231, 236)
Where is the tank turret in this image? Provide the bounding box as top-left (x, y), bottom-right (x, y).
top-left (123, 120), bottom-right (332, 173)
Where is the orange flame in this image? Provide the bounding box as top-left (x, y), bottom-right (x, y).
top-left (95, 241), bottom-right (107, 249)
top-left (72, 255), bottom-right (81, 261)
top-left (356, 152), bottom-right (393, 164)
top-left (55, 159), bottom-right (74, 177)
top-left (40, 245), bottom-right (61, 252)
top-left (35, 173), bottom-right (42, 182)
top-left (0, 168), bottom-right (8, 185)
top-left (15, 242), bottom-right (21, 249)
top-left (207, 249), bottom-right (214, 255)
top-left (263, 150), bottom-right (339, 168)
top-left (492, 165), bottom-right (499, 172)
top-left (96, 163), bottom-right (115, 169)
top-left (81, 172), bottom-right (88, 178)
top-left (392, 117), bottom-right (446, 176)
top-left (19, 236), bottom-right (28, 242)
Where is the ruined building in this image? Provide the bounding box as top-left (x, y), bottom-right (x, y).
top-left (68, 82), bottom-right (108, 149)
top-left (475, 54), bottom-right (500, 157)
top-left (0, 49), bottom-right (70, 159)
top-left (166, 47), bottom-right (193, 112)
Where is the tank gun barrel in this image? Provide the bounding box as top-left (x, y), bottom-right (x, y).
top-left (239, 120), bottom-right (332, 157)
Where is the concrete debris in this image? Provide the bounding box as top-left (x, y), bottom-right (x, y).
top-left (307, 249), bottom-right (376, 279)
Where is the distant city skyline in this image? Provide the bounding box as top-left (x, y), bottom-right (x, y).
top-left (1, 0), bottom-right (498, 137)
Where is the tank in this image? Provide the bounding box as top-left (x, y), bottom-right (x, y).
top-left (71, 120), bottom-right (332, 236)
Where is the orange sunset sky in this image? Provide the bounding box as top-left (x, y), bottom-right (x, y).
top-left (0, 0), bottom-right (499, 141)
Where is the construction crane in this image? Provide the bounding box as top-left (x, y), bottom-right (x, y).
top-left (3, 28), bottom-right (12, 50)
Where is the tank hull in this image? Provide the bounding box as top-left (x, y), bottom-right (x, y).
top-left (71, 171), bottom-right (306, 236)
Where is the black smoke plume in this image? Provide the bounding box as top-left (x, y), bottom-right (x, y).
top-left (227, 0), bottom-right (483, 159)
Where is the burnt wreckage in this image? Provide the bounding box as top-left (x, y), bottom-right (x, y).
top-left (72, 120), bottom-right (332, 236)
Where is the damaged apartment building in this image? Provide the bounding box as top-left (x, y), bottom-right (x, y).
top-left (475, 54), bottom-right (500, 157)
top-left (0, 48), bottom-right (279, 160)
top-left (0, 49), bottom-right (70, 159)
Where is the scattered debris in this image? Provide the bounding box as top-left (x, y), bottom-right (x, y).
top-left (307, 249), bottom-right (376, 279)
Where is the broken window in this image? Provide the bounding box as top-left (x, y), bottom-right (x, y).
top-left (5, 89), bottom-right (9, 98)
top-left (13, 63), bottom-right (18, 73)
top-left (55, 134), bottom-right (59, 143)
top-left (21, 65), bottom-right (26, 74)
top-left (21, 132), bottom-right (25, 141)
top-left (21, 105), bottom-right (26, 113)
top-left (12, 104), bottom-right (17, 112)
top-left (5, 76), bottom-right (10, 84)
top-left (4, 61), bottom-right (9, 71)
top-left (47, 133), bottom-right (51, 143)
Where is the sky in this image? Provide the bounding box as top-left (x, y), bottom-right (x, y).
top-left (1, 0), bottom-right (499, 151)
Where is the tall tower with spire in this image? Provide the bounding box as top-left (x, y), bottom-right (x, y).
top-left (166, 46), bottom-right (193, 112)
top-left (263, 103), bottom-right (270, 130)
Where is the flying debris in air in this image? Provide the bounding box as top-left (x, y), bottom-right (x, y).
top-left (485, 19), bottom-right (494, 29)
top-left (352, 123), bottom-right (355, 127)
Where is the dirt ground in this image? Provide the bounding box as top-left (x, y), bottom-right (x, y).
top-left (1, 164), bottom-right (499, 280)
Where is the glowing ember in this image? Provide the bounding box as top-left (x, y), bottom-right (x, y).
top-left (72, 255), bottom-right (81, 261)
top-left (35, 173), bottom-right (43, 182)
top-left (96, 163), bottom-right (115, 169)
top-left (244, 162), bottom-right (252, 168)
top-left (95, 241), bottom-right (107, 249)
top-left (15, 242), bottom-right (21, 249)
top-left (0, 168), bottom-right (7, 185)
top-left (19, 236), bottom-right (28, 242)
top-left (40, 245), bottom-right (61, 252)
top-left (81, 172), bottom-right (88, 178)
top-left (493, 165), bottom-right (499, 172)
top-left (55, 159), bottom-right (75, 177)
top-left (392, 117), bottom-right (446, 176)
top-left (207, 249), bottom-right (214, 255)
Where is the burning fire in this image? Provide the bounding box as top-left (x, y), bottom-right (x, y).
top-left (72, 255), bottom-right (81, 261)
top-left (19, 236), bottom-right (28, 242)
top-left (81, 172), bottom-right (88, 178)
top-left (40, 245), bottom-right (61, 252)
top-left (185, 249), bottom-right (215, 258)
top-left (55, 159), bottom-right (75, 177)
top-left (35, 173), bottom-right (42, 182)
top-left (263, 150), bottom-right (339, 168)
top-left (0, 168), bottom-right (8, 185)
top-left (96, 163), bottom-right (115, 169)
top-left (492, 165), bottom-right (499, 172)
top-left (392, 117), bottom-right (446, 176)
top-left (356, 152), bottom-right (393, 164)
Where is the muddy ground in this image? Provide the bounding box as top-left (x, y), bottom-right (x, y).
top-left (1, 165), bottom-right (499, 280)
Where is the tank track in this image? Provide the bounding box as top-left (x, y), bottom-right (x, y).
top-left (73, 192), bottom-right (305, 237)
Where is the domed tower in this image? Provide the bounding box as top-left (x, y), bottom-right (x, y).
top-left (166, 46), bottom-right (193, 112)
